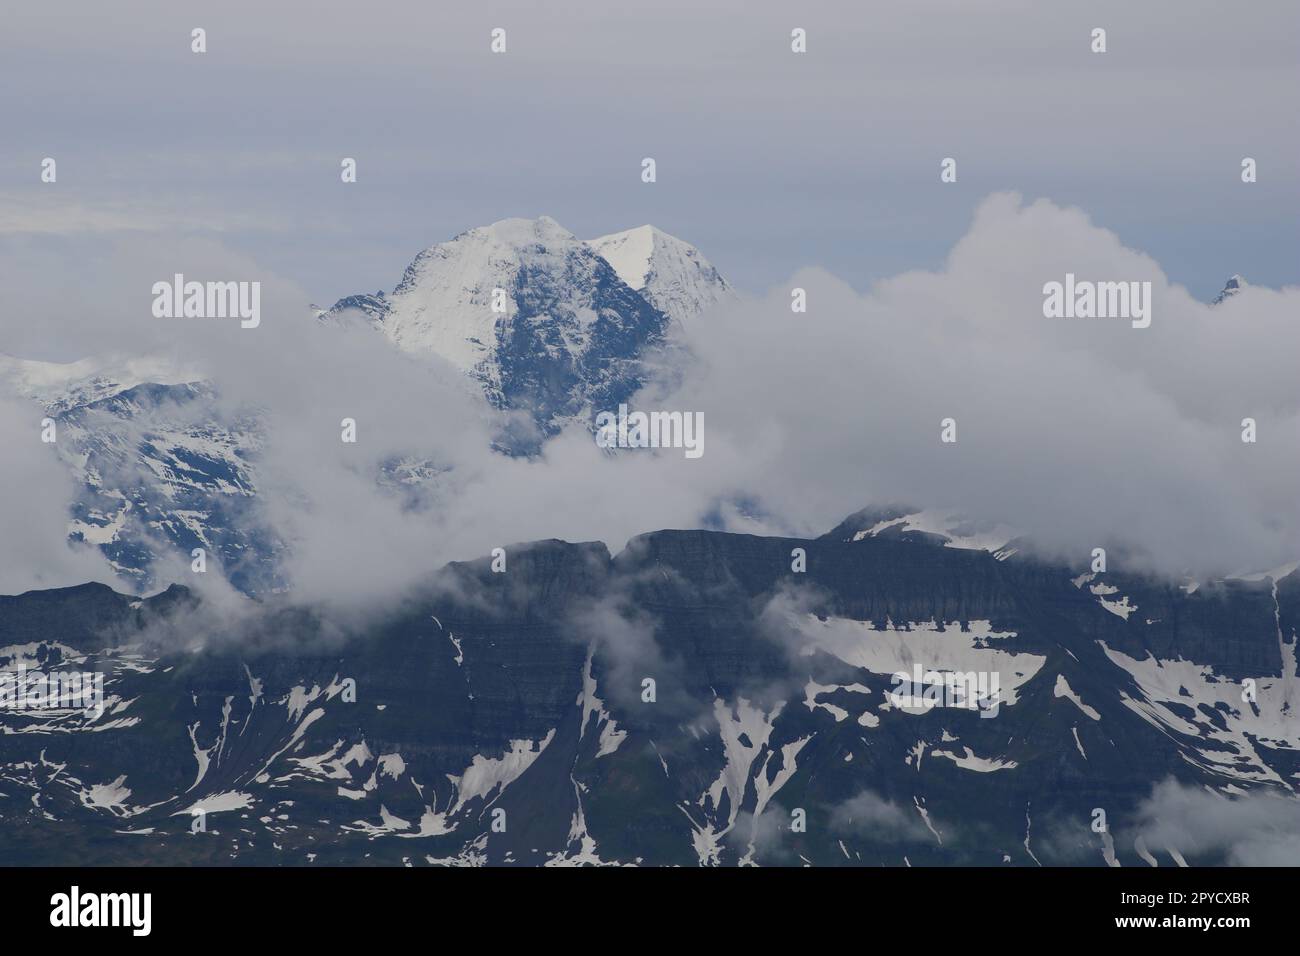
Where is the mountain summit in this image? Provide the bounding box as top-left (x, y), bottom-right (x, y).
top-left (0, 219), bottom-right (731, 590)
top-left (1212, 273), bottom-right (1246, 305)
top-left (587, 224), bottom-right (733, 328)
top-left (323, 217), bottom-right (731, 438)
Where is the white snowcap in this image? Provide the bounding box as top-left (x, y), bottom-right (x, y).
top-left (0, 352), bottom-right (203, 411)
top-left (587, 224), bottom-right (732, 325)
top-left (458, 215), bottom-right (576, 248)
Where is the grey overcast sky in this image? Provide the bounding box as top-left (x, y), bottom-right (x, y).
top-left (1, 0), bottom-right (1296, 307)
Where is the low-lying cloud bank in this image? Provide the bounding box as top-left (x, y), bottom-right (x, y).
top-left (1, 193), bottom-right (1296, 604)
top-left (1125, 778), bottom-right (1300, 866)
top-left (665, 192), bottom-right (1300, 579)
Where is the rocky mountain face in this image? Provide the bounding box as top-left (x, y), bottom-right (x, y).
top-left (3, 524), bottom-right (1296, 866)
top-left (0, 217), bottom-right (730, 592)
top-left (322, 216), bottom-right (730, 442)
top-left (0, 354), bottom-right (280, 595)
top-left (587, 224), bottom-right (733, 331)
top-left (1212, 274), bottom-right (1246, 305)
top-left (1, 247), bottom-right (1288, 866)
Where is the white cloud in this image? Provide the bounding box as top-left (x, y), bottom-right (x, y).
top-left (0, 394), bottom-right (118, 594)
top-left (2, 193), bottom-right (1297, 604)
top-left (661, 193), bottom-right (1300, 577)
top-left (1127, 778), bottom-right (1300, 866)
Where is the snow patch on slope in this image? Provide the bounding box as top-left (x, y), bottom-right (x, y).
top-left (587, 224), bottom-right (732, 327)
top-left (851, 509), bottom-right (1017, 555)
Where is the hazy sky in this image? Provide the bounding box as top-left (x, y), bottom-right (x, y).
top-left (2, 0), bottom-right (1296, 309)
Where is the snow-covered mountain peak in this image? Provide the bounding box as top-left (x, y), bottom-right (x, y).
top-left (587, 224), bottom-right (732, 325)
top-left (1212, 274), bottom-right (1246, 305)
top-left (412, 215), bottom-right (581, 278)
top-left (318, 216), bottom-right (732, 444)
top-left (0, 353), bottom-right (204, 413)
top-left (376, 215), bottom-right (617, 373)
top-left (587, 224), bottom-right (658, 291)
top-left (321, 216), bottom-right (676, 443)
top-left (463, 214), bottom-right (575, 248)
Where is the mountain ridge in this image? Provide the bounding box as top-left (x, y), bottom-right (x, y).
top-left (2, 521), bottom-right (1297, 865)
top-left (321, 216), bottom-right (731, 432)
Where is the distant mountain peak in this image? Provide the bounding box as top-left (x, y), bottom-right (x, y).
top-left (587, 224), bottom-right (732, 326)
top-left (409, 214), bottom-right (576, 255)
top-left (1212, 273), bottom-right (1246, 305)
top-left (586, 224), bottom-right (659, 291)
top-left (321, 216), bottom-right (732, 444)
top-left (0, 352), bottom-right (202, 413)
